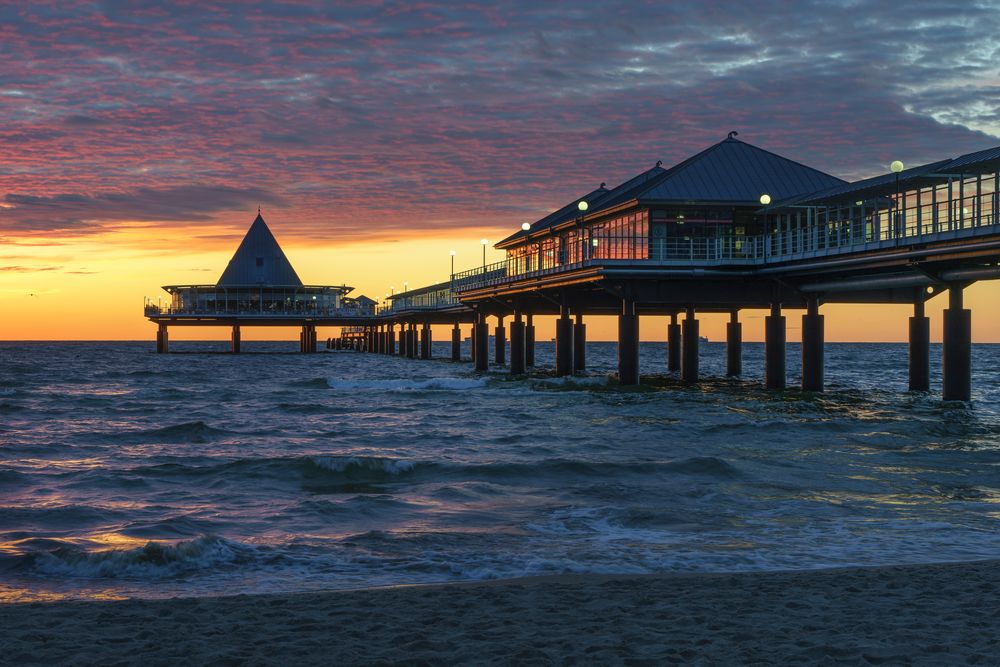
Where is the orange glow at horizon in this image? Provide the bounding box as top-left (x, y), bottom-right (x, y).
top-left (2, 217), bottom-right (1000, 343)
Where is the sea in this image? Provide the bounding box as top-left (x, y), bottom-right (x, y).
top-left (1, 340), bottom-right (999, 602)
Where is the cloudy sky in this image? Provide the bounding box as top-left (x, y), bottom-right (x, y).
top-left (1, 1), bottom-right (999, 338)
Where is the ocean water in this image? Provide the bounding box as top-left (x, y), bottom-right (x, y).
top-left (1, 340), bottom-right (999, 602)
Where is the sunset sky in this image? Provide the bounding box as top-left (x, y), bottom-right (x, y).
top-left (2, 1), bottom-right (999, 342)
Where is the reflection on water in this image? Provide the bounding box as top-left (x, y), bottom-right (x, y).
top-left (1, 340), bottom-right (999, 601)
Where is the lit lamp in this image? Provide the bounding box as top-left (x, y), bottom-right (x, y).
top-left (521, 222), bottom-right (530, 231)
top-left (890, 160), bottom-right (904, 239)
top-left (481, 238), bottom-right (488, 268)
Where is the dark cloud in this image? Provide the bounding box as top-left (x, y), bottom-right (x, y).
top-left (0, 1), bottom-right (996, 241)
top-left (0, 185), bottom-right (286, 233)
top-left (0, 265), bottom-right (61, 272)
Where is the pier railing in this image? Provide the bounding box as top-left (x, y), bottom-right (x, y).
top-left (452, 202), bottom-right (999, 293)
top-left (380, 292), bottom-right (460, 314)
top-left (143, 303), bottom-right (374, 318)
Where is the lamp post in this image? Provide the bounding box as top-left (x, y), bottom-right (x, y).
top-left (577, 200), bottom-right (588, 259)
top-left (890, 160), bottom-right (904, 240)
top-left (759, 194), bottom-right (772, 256)
top-left (480, 238), bottom-right (488, 268)
top-left (449, 249), bottom-right (456, 276)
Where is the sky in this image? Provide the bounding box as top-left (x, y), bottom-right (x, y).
top-left (1, 1), bottom-right (999, 342)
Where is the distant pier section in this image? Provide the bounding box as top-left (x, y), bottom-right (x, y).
top-left (144, 212), bottom-right (378, 352)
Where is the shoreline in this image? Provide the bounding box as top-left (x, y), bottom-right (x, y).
top-left (3, 560), bottom-right (999, 664)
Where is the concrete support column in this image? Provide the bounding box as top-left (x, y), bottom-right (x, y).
top-left (765, 303), bottom-right (786, 390)
top-left (310, 326), bottom-right (317, 353)
top-left (555, 307), bottom-right (573, 377)
top-left (681, 307), bottom-right (699, 384)
top-left (909, 295), bottom-right (930, 392)
top-left (726, 310), bottom-right (741, 377)
top-left (156, 323), bottom-right (169, 353)
top-left (801, 298), bottom-right (824, 392)
top-left (667, 313), bottom-right (681, 372)
top-left (409, 324), bottom-right (418, 359)
top-left (387, 325), bottom-right (396, 356)
top-left (420, 322), bottom-right (431, 360)
top-left (573, 313), bottom-right (586, 373)
top-left (300, 325), bottom-right (308, 353)
top-left (494, 316), bottom-right (506, 366)
top-left (943, 285), bottom-right (972, 401)
top-left (475, 313), bottom-right (489, 372)
top-left (470, 321), bottom-right (477, 363)
top-left (510, 312), bottom-right (525, 375)
top-left (231, 325), bottom-right (241, 354)
top-left (618, 299), bottom-right (640, 385)
top-left (525, 314), bottom-right (535, 368)
top-left (451, 323), bottom-right (461, 361)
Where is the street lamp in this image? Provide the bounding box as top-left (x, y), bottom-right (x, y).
top-left (449, 249), bottom-right (456, 276)
top-left (480, 238), bottom-right (488, 268)
top-left (759, 194), bottom-right (771, 206)
top-left (891, 160), bottom-right (904, 239)
top-left (577, 200), bottom-right (588, 259)
top-left (521, 222), bottom-right (530, 231)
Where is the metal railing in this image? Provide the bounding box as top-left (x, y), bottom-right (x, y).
top-left (379, 292), bottom-right (460, 314)
top-left (144, 304), bottom-right (374, 318)
top-left (451, 202), bottom-right (1000, 293)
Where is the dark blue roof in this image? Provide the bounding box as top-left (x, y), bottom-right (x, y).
top-left (217, 213), bottom-right (303, 286)
top-left (498, 136), bottom-right (846, 247)
top-left (636, 137), bottom-right (845, 204)
top-left (941, 145), bottom-right (1000, 173)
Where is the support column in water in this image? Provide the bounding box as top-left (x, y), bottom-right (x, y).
top-left (299, 325), bottom-right (308, 353)
top-left (726, 310), bottom-right (741, 376)
top-left (765, 303), bottom-right (786, 390)
top-left (398, 324), bottom-right (407, 357)
top-left (451, 322), bottom-right (461, 361)
top-left (555, 306), bottom-right (573, 376)
top-left (494, 316), bottom-right (506, 365)
top-left (573, 312), bottom-right (586, 373)
top-left (682, 307), bottom-right (699, 384)
top-left (801, 298), bottom-right (824, 392)
top-left (525, 313), bottom-right (535, 367)
top-left (470, 321), bottom-right (477, 364)
top-left (310, 325), bottom-right (318, 353)
top-left (617, 299), bottom-right (640, 385)
top-left (156, 323), bottom-right (169, 354)
top-left (420, 322), bottom-right (431, 360)
top-left (475, 312), bottom-right (489, 372)
top-left (409, 323), bottom-right (418, 359)
top-left (943, 284), bottom-right (971, 401)
top-left (231, 325), bottom-right (241, 354)
top-left (510, 311), bottom-right (525, 375)
top-left (387, 324), bottom-right (395, 356)
top-left (909, 293), bottom-right (930, 392)
top-left (667, 312), bottom-right (681, 372)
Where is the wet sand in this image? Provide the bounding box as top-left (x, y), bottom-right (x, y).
top-left (2, 560), bottom-right (999, 665)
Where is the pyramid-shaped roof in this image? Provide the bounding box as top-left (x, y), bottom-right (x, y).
top-left (635, 136), bottom-right (845, 204)
top-left (217, 213), bottom-right (303, 286)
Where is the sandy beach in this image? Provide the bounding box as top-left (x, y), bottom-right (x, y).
top-left (2, 560), bottom-right (999, 665)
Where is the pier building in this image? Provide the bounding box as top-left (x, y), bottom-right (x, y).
top-left (145, 212), bottom-right (377, 352)
top-left (377, 134), bottom-right (1000, 401)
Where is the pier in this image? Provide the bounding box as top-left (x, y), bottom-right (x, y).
top-left (148, 136), bottom-right (1000, 401)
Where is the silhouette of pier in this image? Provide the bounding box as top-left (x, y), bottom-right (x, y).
top-left (148, 136), bottom-right (1000, 401)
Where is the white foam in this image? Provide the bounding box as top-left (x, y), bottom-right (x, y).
top-left (326, 377), bottom-right (489, 391)
top-left (310, 456), bottom-right (418, 475)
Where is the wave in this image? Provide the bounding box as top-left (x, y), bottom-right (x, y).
top-left (326, 377), bottom-right (489, 391)
top-left (130, 421), bottom-right (232, 443)
top-left (29, 535), bottom-right (254, 579)
top-left (122, 454), bottom-right (742, 490)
